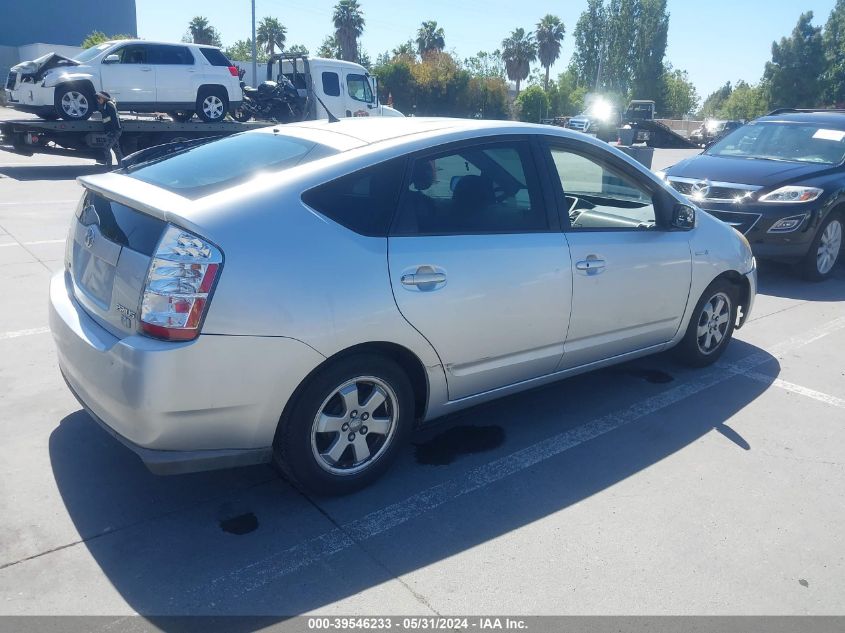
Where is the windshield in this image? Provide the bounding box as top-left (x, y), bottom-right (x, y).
top-left (73, 43), bottom-right (114, 63)
top-left (125, 132), bottom-right (338, 199)
top-left (706, 121), bottom-right (845, 165)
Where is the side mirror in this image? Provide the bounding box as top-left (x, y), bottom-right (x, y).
top-left (672, 204), bottom-right (696, 230)
top-left (103, 54), bottom-right (120, 65)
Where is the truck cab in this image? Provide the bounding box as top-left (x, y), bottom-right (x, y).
top-left (272, 55), bottom-right (403, 120)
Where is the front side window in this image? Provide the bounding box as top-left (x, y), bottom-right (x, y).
top-left (322, 71), bottom-right (340, 97)
top-left (549, 146), bottom-right (656, 230)
top-left (393, 141), bottom-right (548, 235)
top-left (116, 45), bottom-right (148, 65)
top-left (347, 74), bottom-right (373, 103)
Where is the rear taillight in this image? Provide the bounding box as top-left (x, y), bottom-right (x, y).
top-left (140, 225), bottom-right (223, 341)
top-left (228, 65), bottom-right (239, 77)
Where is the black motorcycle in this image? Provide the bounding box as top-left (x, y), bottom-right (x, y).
top-left (233, 77), bottom-right (304, 123)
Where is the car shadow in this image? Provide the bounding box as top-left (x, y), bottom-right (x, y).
top-left (756, 258), bottom-right (845, 301)
top-left (49, 339), bottom-right (777, 619)
top-left (0, 164), bottom-right (107, 181)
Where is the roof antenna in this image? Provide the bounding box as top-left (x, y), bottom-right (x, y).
top-left (313, 94), bottom-right (340, 123)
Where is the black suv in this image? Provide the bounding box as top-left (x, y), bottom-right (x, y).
top-left (662, 110), bottom-right (844, 280)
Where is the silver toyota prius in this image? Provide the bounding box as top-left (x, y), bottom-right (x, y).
top-left (50, 118), bottom-right (757, 494)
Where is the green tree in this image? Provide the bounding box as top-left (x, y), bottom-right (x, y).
top-left (717, 81), bottom-right (769, 120)
top-left (416, 21), bottom-right (446, 57)
top-left (223, 39), bottom-right (268, 63)
top-left (764, 11), bottom-right (825, 108)
top-left (515, 84), bottom-right (549, 122)
top-left (287, 44), bottom-right (309, 56)
top-left (185, 16), bottom-right (222, 47)
top-left (256, 17), bottom-right (287, 57)
top-left (317, 35), bottom-right (342, 59)
top-left (333, 0), bottom-right (365, 62)
top-left (571, 0), bottom-right (606, 89)
top-left (463, 50), bottom-right (506, 79)
top-left (662, 64), bottom-right (699, 118)
top-left (535, 15), bottom-right (565, 92)
top-left (81, 31), bottom-right (134, 48)
top-left (392, 40), bottom-right (416, 59)
top-left (630, 0), bottom-right (669, 103)
top-left (501, 28), bottom-right (536, 97)
top-left (824, 0), bottom-right (845, 104)
top-left (604, 0), bottom-right (639, 94)
top-left (699, 82), bottom-right (733, 118)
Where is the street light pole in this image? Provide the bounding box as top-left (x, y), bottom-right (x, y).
top-left (251, 0), bottom-right (258, 85)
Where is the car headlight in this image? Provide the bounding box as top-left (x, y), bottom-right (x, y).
top-left (768, 213), bottom-right (809, 233)
top-left (758, 186), bottom-right (823, 203)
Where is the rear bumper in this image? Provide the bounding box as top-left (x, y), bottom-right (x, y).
top-left (49, 270), bottom-right (326, 474)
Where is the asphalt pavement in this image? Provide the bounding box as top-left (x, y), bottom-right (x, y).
top-left (0, 114), bottom-right (843, 620)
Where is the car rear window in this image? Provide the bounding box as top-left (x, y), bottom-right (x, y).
top-left (302, 159), bottom-right (406, 237)
top-left (125, 132), bottom-right (337, 199)
top-left (199, 48), bottom-right (232, 66)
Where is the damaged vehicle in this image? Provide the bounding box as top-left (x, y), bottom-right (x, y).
top-left (5, 40), bottom-right (242, 122)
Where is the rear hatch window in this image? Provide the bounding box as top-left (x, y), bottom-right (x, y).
top-left (69, 192), bottom-right (167, 338)
top-left (123, 132), bottom-right (337, 199)
top-left (199, 48), bottom-right (233, 66)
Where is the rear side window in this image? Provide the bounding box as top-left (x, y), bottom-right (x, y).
top-left (322, 72), bottom-right (340, 97)
top-left (302, 159), bottom-right (406, 237)
top-left (150, 45), bottom-right (194, 65)
top-left (125, 133), bottom-right (337, 199)
top-left (199, 48), bottom-right (232, 66)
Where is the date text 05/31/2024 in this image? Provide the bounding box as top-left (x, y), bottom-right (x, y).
top-left (307, 617), bottom-right (529, 630)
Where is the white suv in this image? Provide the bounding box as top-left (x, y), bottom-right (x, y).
top-left (5, 40), bottom-right (242, 122)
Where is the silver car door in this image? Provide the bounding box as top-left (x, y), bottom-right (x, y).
top-left (388, 138), bottom-right (572, 401)
top-left (543, 140), bottom-right (693, 369)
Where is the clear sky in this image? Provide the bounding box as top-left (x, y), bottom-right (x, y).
top-left (136, 0), bottom-right (837, 99)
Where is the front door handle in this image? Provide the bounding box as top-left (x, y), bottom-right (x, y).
top-left (401, 272), bottom-right (446, 286)
top-left (575, 257), bottom-right (606, 275)
top-left (140, 67), bottom-right (153, 72)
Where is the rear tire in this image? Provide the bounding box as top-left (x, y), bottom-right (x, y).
top-left (674, 278), bottom-right (739, 367)
top-left (273, 354), bottom-right (414, 496)
top-left (800, 212), bottom-right (842, 281)
top-left (54, 84), bottom-right (95, 121)
top-left (195, 88), bottom-right (228, 122)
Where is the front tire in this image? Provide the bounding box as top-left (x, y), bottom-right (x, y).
top-left (801, 213), bottom-right (842, 281)
top-left (675, 279), bottom-right (739, 367)
top-left (196, 88), bottom-right (228, 122)
top-left (54, 84), bottom-right (94, 121)
top-left (274, 354), bottom-right (414, 495)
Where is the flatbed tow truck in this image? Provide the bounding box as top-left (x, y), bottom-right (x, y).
top-left (0, 113), bottom-right (268, 160)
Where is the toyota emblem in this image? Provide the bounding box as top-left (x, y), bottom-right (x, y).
top-left (84, 226), bottom-right (96, 249)
top-left (690, 179), bottom-right (711, 199)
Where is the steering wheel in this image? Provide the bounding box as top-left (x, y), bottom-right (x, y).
top-left (492, 184), bottom-right (509, 204)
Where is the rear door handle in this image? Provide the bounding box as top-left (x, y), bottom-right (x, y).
top-left (140, 67), bottom-right (153, 72)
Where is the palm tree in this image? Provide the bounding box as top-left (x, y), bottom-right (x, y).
top-left (501, 28), bottom-right (536, 97)
top-left (535, 15), bottom-right (565, 92)
top-left (187, 16), bottom-right (221, 46)
top-left (333, 0), bottom-right (365, 62)
top-left (416, 20), bottom-right (445, 57)
top-left (392, 40), bottom-right (415, 59)
top-left (257, 17), bottom-right (287, 57)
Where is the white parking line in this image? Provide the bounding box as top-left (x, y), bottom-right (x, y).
top-left (743, 371), bottom-right (845, 410)
top-left (0, 327), bottom-right (50, 340)
top-left (204, 317), bottom-right (845, 599)
top-left (0, 239), bottom-right (65, 248)
top-left (0, 200), bottom-right (77, 206)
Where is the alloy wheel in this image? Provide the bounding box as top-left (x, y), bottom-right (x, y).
top-left (61, 91), bottom-right (89, 118)
top-left (817, 219), bottom-right (842, 276)
top-left (202, 95), bottom-right (224, 120)
top-left (310, 376), bottom-right (399, 476)
top-left (696, 292), bottom-right (732, 355)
